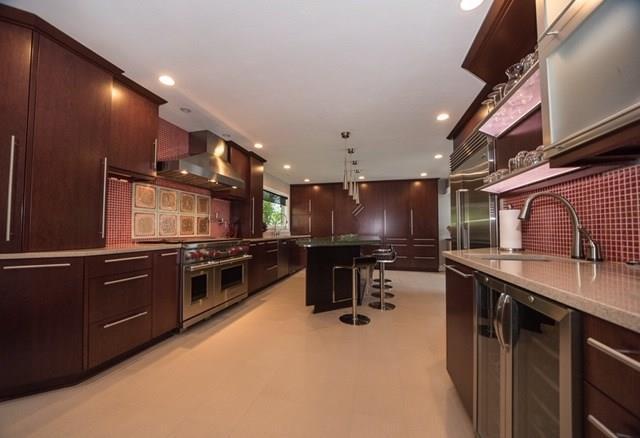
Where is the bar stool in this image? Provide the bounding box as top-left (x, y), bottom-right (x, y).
top-left (333, 256), bottom-right (376, 326)
top-left (372, 247), bottom-right (395, 299)
top-left (369, 248), bottom-right (397, 311)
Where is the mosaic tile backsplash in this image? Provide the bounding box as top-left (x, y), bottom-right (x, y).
top-left (502, 165), bottom-right (640, 263)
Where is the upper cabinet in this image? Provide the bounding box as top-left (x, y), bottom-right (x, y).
top-left (109, 78), bottom-right (164, 177)
top-left (249, 156), bottom-right (264, 238)
top-left (0, 20), bottom-right (31, 253)
top-left (538, 0), bottom-right (640, 166)
top-left (410, 180), bottom-right (439, 239)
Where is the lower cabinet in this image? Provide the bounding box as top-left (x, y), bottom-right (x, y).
top-left (248, 243), bottom-right (264, 293)
top-left (278, 239), bottom-right (290, 279)
top-left (444, 259), bottom-right (475, 418)
top-left (289, 241), bottom-right (307, 274)
top-left (152, 250), bottom-right (180, 337)
top-left (0, 258), bottom-right (84, 398)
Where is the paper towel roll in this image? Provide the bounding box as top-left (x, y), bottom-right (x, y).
top-left (499, 209), bottom-right (522, 251)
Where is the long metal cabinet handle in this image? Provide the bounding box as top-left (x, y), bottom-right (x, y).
top-left (103, 273), bottom-right (149, 286)
top-left (101, 157), bottom-right (108, 238)
top-left (587, 337), bottom-right (640, 373)
top-left (251, 196), bottom-right (255, 235)
top-left (494, 293), bottom-right (507, 348)
top-left (500, 294), bottom-right (512, 348)
top-left (308, 216), bottom-right (311, 234)
top-left (266, 264), bottom-right (278, 271)
top-left (103, 311), bottom-right (148, 329)
top-left (455, 190), bottom-right (462, 248)
top-left (6, 135), bottom-right (16, 242)
top-left (153, 139), bottom-right (158, 170)
top-left (308, 199), bottom-right (311, 213)
top-left (444, 264), bottom-right (473, 278)
top-left (331, 210), bottom-right (334, 236)
top-left (104, 255), bottom-right (149, 263)
top-left (410, 208), bottom-right (414, 236)
top-left (586, 415), bottom-right (627, 438)
top-left (3, 263), bottom-right (71, 270)
top-left (383, 209), bottom-right (387, 235)
top-left (160, 251), bottom-right (178, 257)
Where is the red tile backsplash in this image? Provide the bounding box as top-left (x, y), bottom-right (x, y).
top-left (502, 164), bottom-right (640, 262)
top-left (106, 118), bottom-right (233, 245)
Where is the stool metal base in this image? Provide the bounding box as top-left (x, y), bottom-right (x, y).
top-left (372, 291), bottom-right (395, 299)
top-left (372, 283), bottom-right (392, 290)
top-left (339, 314), bottom-right (371, 326)
top-left (373, 278), bottom-right (392, 283)
top-left (369, 301), bottom-right (396, 311)
top-left (369, 301), bottom-right (396, 310)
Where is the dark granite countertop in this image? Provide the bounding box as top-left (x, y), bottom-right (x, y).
top-left (296, 234), bottom-right (381, 247)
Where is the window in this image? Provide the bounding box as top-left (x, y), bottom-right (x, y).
top-left (263, 190), bottom-right (288, 229)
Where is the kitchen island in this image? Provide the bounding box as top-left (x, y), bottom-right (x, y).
top-left (297, 235), bottom-right (381, 313)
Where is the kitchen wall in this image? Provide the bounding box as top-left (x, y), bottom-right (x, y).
top-left (502, 164), bottom-right (640, 263)
top-left (105, 118), bottom-right (231, 245)
top-left (264, 172), bottom-right (290, 199)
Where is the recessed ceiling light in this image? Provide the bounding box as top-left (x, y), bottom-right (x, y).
top-left (254, 143), bottom-right (263, 149)
top-left (420, 172), bottom-right (428, 177)
top-left (179, 107), bottom-right (192, 113)
top-left (283, 164), bottom-right (291, 169)
top-left (180, 170), bottom-right (188, 175)
top-left (460, 0), bottom-right (484, 11)
top-left (436, 113), bottom-right (450, 121)
top-left (434, 154), bottom-right (443, 159)
top-left (358, 175), bottom-right (365, 180)
top-left (304, 178), bottom-right (310, 182)
top-left (158, 75), bottom-right (175, 86)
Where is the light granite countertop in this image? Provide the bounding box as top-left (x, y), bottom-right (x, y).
top-left (444, 248), bottom-right (640, 333)
top-left (0, 243), bottom-right (182, 260)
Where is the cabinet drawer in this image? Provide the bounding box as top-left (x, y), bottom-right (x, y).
top-left (412, 256), bottom-right (438, 271)
top-left (583, 314), bottom-right (640, 419)
top-left (89, 270), bottom-right (152, 323)
top-left (584, 381), bottom-right (640, 438)
top-left (411, 243), bottom-right (438, 257)
top-left (86, 252), bottom-right (152, 278)
top-left (88, 307), bottom-right (151, 368)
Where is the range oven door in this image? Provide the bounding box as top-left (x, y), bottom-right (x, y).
top-left (215, 255), bottom-right (251, 304)
top-left (183, 263), bottom-right (217, 321)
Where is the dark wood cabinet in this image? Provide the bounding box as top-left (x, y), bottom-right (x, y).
top-left (0, 21), bottom-right (31, 253)
top-left (152, 250), bottom-right (180, 337)
top-left (109, 79), bottom-right (159, 177)
top-left (291, 214), bottom-right (311, 236)
top-left (356, 182), bottom-right (384, 237)
top-left (410, 180), bottom-right (439, 239)
top-left (289, 240), bottom-right (307, 274)
top-left (291, 185), bottom-right (312, 216)
top-left (25, 35), bottom-right (111, 251)
top-left (584, 382), bottom-right (640, 438)
top-left (248, 242), bottom-right (264, 293)
top-left (0, 258), bottom-right (84, 398)
top-left (383, 181), bottom-right (411, 238)
top-left (333, 184), bottom-right (357, 235)
top-left (310, 185), bottom-right (333, 237)
top-left (249, 156), bottom-right (264, 237)
top-left (277, 240), bottom-right (290, 279)
top-left (444, 260), bottom-right (475, 418)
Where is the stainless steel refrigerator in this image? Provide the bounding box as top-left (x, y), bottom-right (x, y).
top-left (450, 132), bottom-right (498, 250)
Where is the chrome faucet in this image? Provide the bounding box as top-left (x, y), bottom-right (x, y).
top-left (518, 192), bottom-right (603, 261)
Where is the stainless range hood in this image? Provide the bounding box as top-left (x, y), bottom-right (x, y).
top-left (156, 130), bottom-right (246, 191)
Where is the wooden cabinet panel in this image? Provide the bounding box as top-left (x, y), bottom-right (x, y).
top-left (383, 181), bottom-right (411, 238)
top-left (584, 382), bottom-right (640, 438)
top-left (277, 240), bottom-right (290, 279)
top-left (86, 252), bottom-right (152, 278)
top-left (310, 185), bottom-right (333, 237)
top-left (248, 243), bottom-right (263, 293)
top-left (0, 258), bottom-right (84, 397)
top-left (356, 182), bottom-right (384, 237)
top-left (289, 241), bottom-right (307, 274)
top-left (249, 156), bottom-right (264, 237)
top-left (333, 184), bottom-right (357, 235)
top-left (291, 214), bottom-right (311, 235)
top-left (152, 250), bottom-right (180, 337)
top-left (583, 314), bottom-right (640, 419)
top-left (109, 79), bottom-right (158, 176)
top-left (445, 260), bottom-right (475, 418)
top-left (410, 179), bottom-right (439, 239)
top-left (291, 185), bottom-right (312, 216)
top-left (26, 36), bottom-right (111, 251)
top-left (88, 270), bottom-right (152, 323)
top-left (88, 307), bottom-right (151, 369)
top-left (0, 21), bottom-right (31, 253)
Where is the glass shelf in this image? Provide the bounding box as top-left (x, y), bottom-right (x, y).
top-left (478, 160), bottom-right (580, 194)
top-left (479, 64), bottom-right (541, 138)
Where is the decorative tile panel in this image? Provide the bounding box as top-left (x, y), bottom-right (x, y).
top-left (502, 165), bottom-right (640, 262)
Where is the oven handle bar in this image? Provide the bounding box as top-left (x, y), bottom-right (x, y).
top-left (187, 254), bottom-right (253, 272)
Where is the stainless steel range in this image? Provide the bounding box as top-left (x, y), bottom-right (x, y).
top-left (150, 238), bottom-right (251, 329)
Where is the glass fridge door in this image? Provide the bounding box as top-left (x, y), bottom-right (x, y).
top-left (475, 280), bottom-right (505, 438)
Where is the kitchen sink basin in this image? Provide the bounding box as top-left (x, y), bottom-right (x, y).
top-left (472, 254), bottom-right (553, 262)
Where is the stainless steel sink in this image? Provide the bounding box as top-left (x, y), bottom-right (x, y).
top-left (472, 254), bottom-right (553, 262)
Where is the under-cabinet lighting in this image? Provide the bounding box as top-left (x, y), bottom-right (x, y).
top-left (479, 162), bottom-right (580, 194)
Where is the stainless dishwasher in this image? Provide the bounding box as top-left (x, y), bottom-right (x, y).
top-left (474, 273), bottom-right (581, 438)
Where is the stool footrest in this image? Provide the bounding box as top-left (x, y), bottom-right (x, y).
top-left (369, 301), bottom-right (396, 311)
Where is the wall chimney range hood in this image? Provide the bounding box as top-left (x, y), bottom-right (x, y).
top-left (156, 130), bottom-right (246, 191)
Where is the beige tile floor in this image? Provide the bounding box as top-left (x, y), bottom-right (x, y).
top-left (0, 270), bottom-right (473, 438)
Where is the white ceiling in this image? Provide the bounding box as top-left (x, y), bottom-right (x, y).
top-left (8, 0), bottom-right (490, 183)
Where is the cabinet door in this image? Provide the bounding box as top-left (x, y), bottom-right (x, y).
top-left (445, 261), bottom-right (475, 418)
top-left (26, 36), bottom-right (111, 251)
top-left (0, 21), bottom-right (32, 253)
top-left (356, 182), bottom-right (384, 237)
top-left (383, 181), bottom-right (411, 239)
top-left (291, 214), bottom-right (311, 235)
top-left (0, 258), bottom-right (84, 397)
top-left (152, 250), bottom-right (180, 337)
top-left (410, 179), bottom-right (439, 239)
top-left (277, 240), bottom-right (290, 278)
top-left (333, 184), bottom-right (357, 235)
top-left (310, 185), bottom-right (333, 237)
top-left (290, 185), bottom-right (312, 216)
top-left (248, 243), bottom-right (262, 293)
top-left (249, 156), bottom-right (264, 237)
top-left (109, 80), bottom-right (158, 176)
